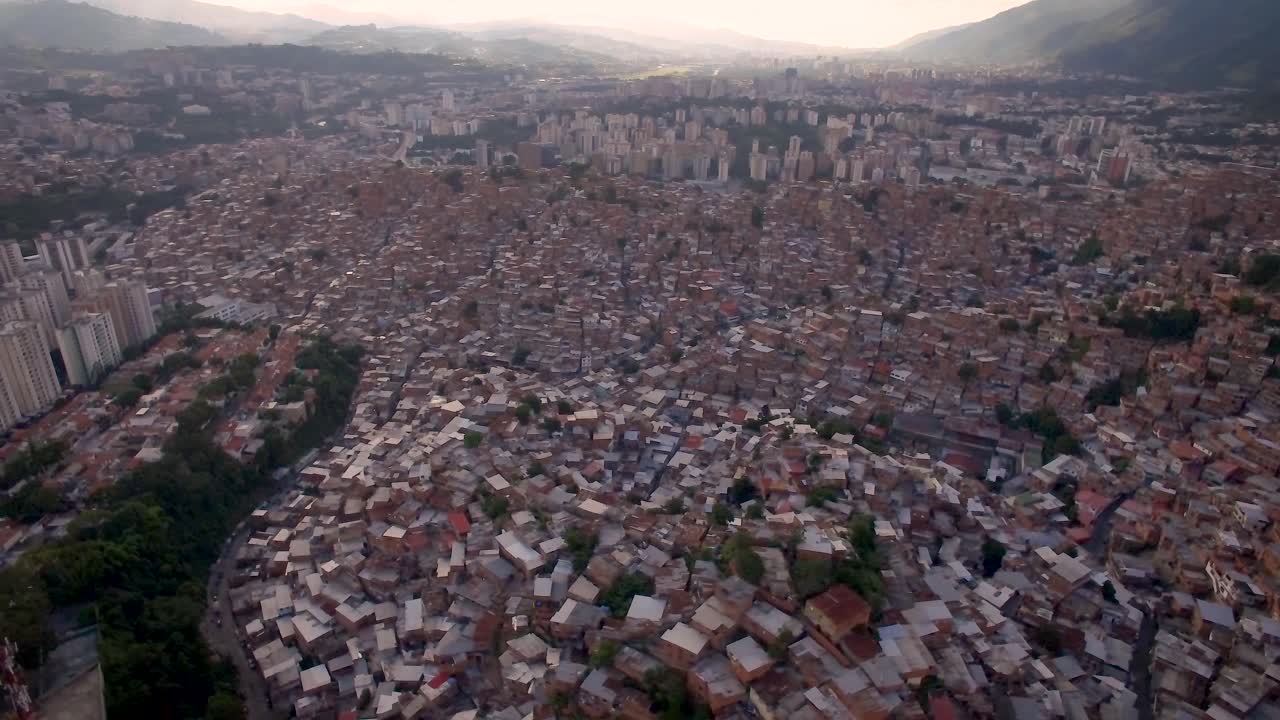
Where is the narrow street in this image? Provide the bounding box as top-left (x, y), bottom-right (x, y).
top-left (1129, 608), bottom-right (1159, 720)
top-left (202, 519), bottom-right (282, 720)
top-left (1082, 490), bottom-right (1131, 557)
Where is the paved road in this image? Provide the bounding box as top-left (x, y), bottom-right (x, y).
top-left (1083, 491), bottom-right (1132, 557)
top-left (202, 519), bottom-right (282, 720)
top-left (1129, 607), bottom-right (1159, 720)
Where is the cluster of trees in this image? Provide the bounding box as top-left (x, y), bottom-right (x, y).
top-left (641, 667), bottom-right (713, 720)
top-left (1070, 235), bottom-right (1105, 266)
top-left (996, 405), bottom-right (1080, 462)
top-left (981, 537), bottom-right (1007, 577)
top-left (1, 186), bottom-right (137, 243)
top-left (255, 337), bottom-right (363, 471)
top-left (937, 113), bottom-right (1042, 138)
top-left (0, 440), bottom-right (68, 491)
top-left (178, 44), bottom-right (471, 77)
top-left (790, 514), bottom-right (885, 611)
top-left (722, 532), bottom-right (765, 584)
top-left (155, 302), bottom-right (247, 338)
top-left (1085, 366), bottom-right (1149, 411)
top-left (0, 336), bottom-right (362, 719)
top-left (1244, 254), bottom-right (1280, 289)
top-left (808, 415), bottom-right (888, 455)
top-left (1104, 306), bottom-right (1201, 342)
top-left (600, 572), bottom-right (654, 618)
top-left (563, 527), bottom-right (597, 573)
top-left (0, 428), bottom-right (266, 718)
top-left (0, 482), bottom-right (70, 523)
top-left (198, 352), bottom-right (261, 400)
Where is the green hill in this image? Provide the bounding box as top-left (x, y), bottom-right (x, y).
top-left (900, 0), bottom-right (1122, 65)
top-left (903, 0), bottom-right (1280, 88)
top-left (0, 0), bottom-right (227, 52)
top-left (1059, 0), bottom-right (1280, 88)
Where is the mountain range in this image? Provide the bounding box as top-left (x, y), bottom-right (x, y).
top-left (1, 0), bottom-right (1278, 88)
top-left (0, 0), bottom-right (228, 52)
top-left (0, 0), bottom-right (857, 65)
top-left (900, 0), bottom-right (1280, 88)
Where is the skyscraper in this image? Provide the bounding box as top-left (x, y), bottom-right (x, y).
top-left (19, 269), bottom-right (70, 327)
top-left (58, 312), bottom-right (121, 387)
top-left (71, 269), bottom-right (106, 298)
top-left (475, 139), bottom-right (491, 170)
top-left (0, 242), bottom-right (25, 285)
top-left (0, 321), bottom-right (61, 431)
top-left (749, 152), bottom-right (767, 182)
top-left (38, 235), bottom-right (90, 289)
top-left (79, 280), bottom-right (156, 350)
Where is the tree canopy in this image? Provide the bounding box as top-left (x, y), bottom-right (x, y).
top-left (0, 336), bottom-right (362, 720)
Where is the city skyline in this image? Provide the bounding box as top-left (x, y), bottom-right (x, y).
top-left (3, 4), bottom-right (1280, 720)
top-left (210, 0), bottom-right (1035, 49)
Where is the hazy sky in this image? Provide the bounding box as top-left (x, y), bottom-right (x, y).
top-left (214, 0), bottom-right (1032, 48)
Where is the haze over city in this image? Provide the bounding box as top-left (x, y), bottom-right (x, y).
top-left (2, 1), bottom-right (1280, 720)
top-left (209, 0), bottom-right (1036, 47)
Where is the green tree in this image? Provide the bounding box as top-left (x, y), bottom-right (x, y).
top-left (807, 486), bottom-right (837, 507)
top-left (1071, 235), bottom-right (1104, 265)
top-left (481, 493), bottom-right (509, 520)
top-left (995, 403), bottom-right (1014, 425)
top-left (728, 478), bottom-right (759, 505)
top-left (113, 387), bottom-right (143, 407)
top-left (590, 639), bottom-right (620, 668)
top-left (601, 573), bottom-right (654, 618)
top-left (734, 547), bottom-right (765, 584)
top-left (791, 557), bottom-right (833, 598)
top-left (1035, 626), bottom-right (1064, 655)
top-left (204, 692), bottom-right (245, 720)
top-left (514, 404), bottom-right (532, 424)
top-left (751, 205), bottom-right (765, 229)
top-left (0, 566), bottom-right (53, 667)
top-left (564, 527), bottom-right (597, 573)
top-left (1229, 295), bottom-right (1257, 315)
top-left (768, 629), bottom-right (794, 659)
top-left (1, 440), bottom-right (69, 491)
top-left (981, 537), bottom-right (1006, 577)
top-left (1244, 254), bottom-right (1280, 288)
top-left (521, 393), bottom-right (543, 414)
top-left (463, 431), bottom-right (484, 448)
top-left (710, 503), bottom-right (733, 526)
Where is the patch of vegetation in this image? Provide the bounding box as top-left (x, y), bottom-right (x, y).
top-left (1071, 234), bottom-right (1104, 266)
top-left (600, 573), bottom-right (654, 618)
top-left (1106, 306), bottom-right (1200, 341)
top-left (564, 527), bottom-right (598, 573)
top-left (834, 514), bottom-right (885, 611)
top-left (1244, 254), bottom-right (1280, 289)
top-left (723, 532), bottom-right (765, 584)
top-left (1, 440), bottom-right (68, 492)
top-left (1085, 366), bottom-right (1148, 411)
top-left (981, 537), bottom-right (1006, 577)
top-left (590, 639), bottom-right (620, 668)
top-left (641, 668), bottom-right (712, 720)
top-left (790, 557), bottom-right (833, 599)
